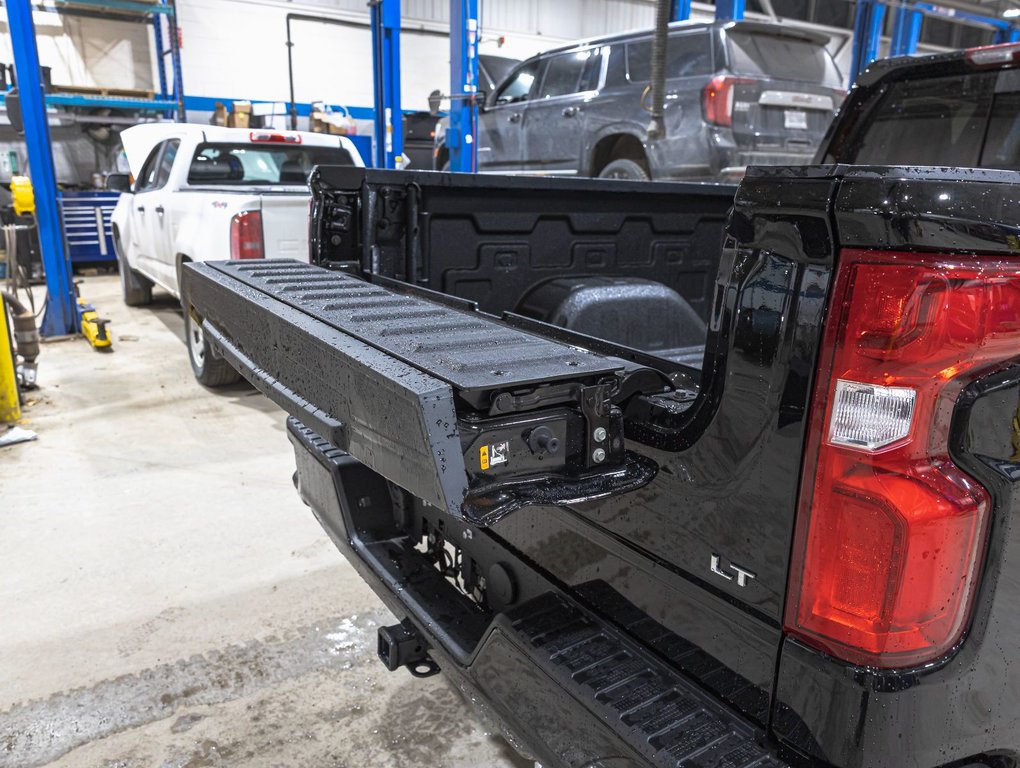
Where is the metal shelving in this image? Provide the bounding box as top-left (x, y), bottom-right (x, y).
top-left (35, 0), bottom-right (187, 120)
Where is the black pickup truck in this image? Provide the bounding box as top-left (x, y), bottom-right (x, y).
top-left (182, 45), bottom-right (1020, 768)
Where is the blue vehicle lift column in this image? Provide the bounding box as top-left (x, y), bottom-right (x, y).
top-left (715, 0), bottom-right (745, 21)
top-left (671, 0), bottom-right (693, 21)
top-left (850, 0), bottom-right (887, 84)
top-left (371, 0), bottom-right (402, 169)
top-left (6, 0), bottom-right (78, 337)
top-left (449, 0), bottom-right (479, 173)
top-left (889, 4), bottom-right (922, 57)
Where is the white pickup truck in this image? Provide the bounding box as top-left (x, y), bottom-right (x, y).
top-left (110, 123), bottom-right (363, 385)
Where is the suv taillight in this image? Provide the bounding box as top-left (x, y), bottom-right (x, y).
top-left (230, 210), bottom-right (264, 260)
top-left (786, 249), bottom-right (1020, 668)
top-left (703, 76), bottom-right (753, 127)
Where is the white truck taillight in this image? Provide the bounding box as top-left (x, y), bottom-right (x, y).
top-left (249, 131), bottom-right (302, 144)
top-left (786, 249), bottom-right (1020, 669)
top-left (230, 210), bottom-right (264, 260)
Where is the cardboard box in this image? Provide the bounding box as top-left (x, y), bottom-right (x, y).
top-left (227, 100), bottom-right (252, 129)
top-left (310, 109), bottom-right (355, 135)
top-left (210, 101), bottom-right (228, 127)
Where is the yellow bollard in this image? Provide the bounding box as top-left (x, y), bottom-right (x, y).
top-left (0, 294), bottom-right (21, 423)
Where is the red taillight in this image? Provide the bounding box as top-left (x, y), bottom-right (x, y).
top-left (229, 210), bottom-right (264, 260)
top-left (787, 249), bottom-right (1020, 668)
top-left (248, 131), bottom-right (302, 144)
top-left (702, 75), bottom-right (753, 127)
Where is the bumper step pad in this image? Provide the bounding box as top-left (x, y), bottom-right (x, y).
top-left (506, 594), bottom-right (789, 768)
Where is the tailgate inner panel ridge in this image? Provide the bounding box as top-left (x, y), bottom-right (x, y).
top-left (209, 260), bottom-right (617, 393)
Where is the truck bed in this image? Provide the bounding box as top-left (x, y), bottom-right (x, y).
top-left (184, 165), bottom-right (1020, 768)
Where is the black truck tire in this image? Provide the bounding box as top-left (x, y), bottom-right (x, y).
top-left (598, 158), bottom-right (650, 181)
top-left (185, 306), bottom-right (241, 387)
top-left (116, 238), bottom-right (153, 307)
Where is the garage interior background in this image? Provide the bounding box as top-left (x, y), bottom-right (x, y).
top-left (0, 0), bottom-right (890, 185)
top-left (0, 0), bottom-right (1003, 186)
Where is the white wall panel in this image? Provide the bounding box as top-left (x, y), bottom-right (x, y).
top-left (0, 9), bottom-right (152, 90)
top-left (173, 0), bottom-right (583, 111)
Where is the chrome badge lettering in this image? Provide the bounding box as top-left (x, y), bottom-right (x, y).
top-left (710, 554), bottom-right (756, 587)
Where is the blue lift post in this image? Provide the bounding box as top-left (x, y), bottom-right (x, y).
top-left (6, 0), bottom-right (79, 337)
top-left (371, 0), bottom-right (403, 169)
top-left (715, 0), bottom-right (746, 21)
top-left (671, 0), bottom-right (693, 21)
top-left (889, 3), bottom-right (923, 57)
top-left (849, 0), bottom-right (887, 83)
top-left (449, 0), bottom-right (479, 173)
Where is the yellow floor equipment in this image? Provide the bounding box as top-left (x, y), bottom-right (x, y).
top-left (1, 293), bottom-right (21, 422)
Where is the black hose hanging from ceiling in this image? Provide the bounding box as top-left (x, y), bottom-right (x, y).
top-left (647, 0), bottom-right (670, 140)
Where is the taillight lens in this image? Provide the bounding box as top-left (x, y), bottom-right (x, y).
top-left (787, 249), bottom-right (1020, 668)
top-left (229, 210), bottom-right (264, 260)
top-left (249, 131), bottom-right (302, 144)
top-left (965, 42), bottom-right (1020, 68)
top-left (703, 76), bottom-right (753, 127)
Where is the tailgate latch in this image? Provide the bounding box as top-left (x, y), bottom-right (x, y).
top-left (457, 382), bottom-right (657, 526)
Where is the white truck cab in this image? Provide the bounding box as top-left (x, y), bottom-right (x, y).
top-left (110, 123), bottom-right (363, 385)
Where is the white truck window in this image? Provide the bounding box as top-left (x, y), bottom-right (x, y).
top-left (187, 143), bottom-right (355, 186)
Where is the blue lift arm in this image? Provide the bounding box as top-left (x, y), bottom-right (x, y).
top-left (6, 0), bottom-right (79, 337)
top-left (449, 0), bottom-right (479, 173)
top-left (371, 0), bottom-right (402, 169)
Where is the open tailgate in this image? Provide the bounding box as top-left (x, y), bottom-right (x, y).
top-left (183, 259), bottom-right (657, 525)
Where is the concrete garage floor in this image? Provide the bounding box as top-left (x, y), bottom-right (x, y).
top-left (0, 274), bottom-right (528, 768)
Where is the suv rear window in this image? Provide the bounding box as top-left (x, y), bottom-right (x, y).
top-left (836, 71), bottom-right (1020, 170)
top-left (725, 31), bottom-right (842, 87)
top-left (187, 143), bottom-right (354, 185)
top-left (627, 32), bottom-right (713, 82)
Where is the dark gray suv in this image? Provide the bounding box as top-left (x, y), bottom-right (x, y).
top-left (476, 20), bottom-right (845, 181)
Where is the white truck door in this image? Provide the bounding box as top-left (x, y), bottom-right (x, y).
top-left (142, 138), bottom-right (182, 292)
top-left (126, 142), bottom-right (164, 277)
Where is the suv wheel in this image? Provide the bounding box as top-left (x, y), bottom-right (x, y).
top-left (598, 158), bottom-right (649, 181)
top-left (185, 307), bottom-right (242, 387)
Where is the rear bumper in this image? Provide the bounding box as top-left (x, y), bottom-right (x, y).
top-left (287, 417), bottom-right (791, 768)
top-left (648, 136), bottom-right (816, 183)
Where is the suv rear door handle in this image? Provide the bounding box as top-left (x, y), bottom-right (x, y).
top-left (562, 106), bottom-right (579, 117)
top-left (155, 205), bottom-right (165, 216)
top-left (136, 206), bottom-right (145, 213)
top-left (508, 112), bottom-right (522, 123)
